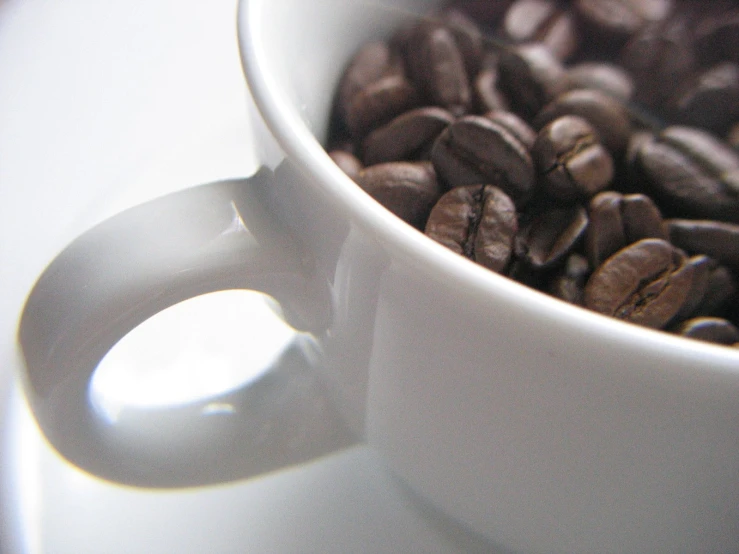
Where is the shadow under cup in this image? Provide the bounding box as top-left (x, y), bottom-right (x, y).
top-left (239, 0), bottom-right (739, 553)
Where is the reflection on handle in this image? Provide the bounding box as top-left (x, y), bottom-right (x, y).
top-left (17, 167), bottom-right (354, 487)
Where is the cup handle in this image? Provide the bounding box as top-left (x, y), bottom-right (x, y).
top-left (17, 167), bottom-right (354, 487)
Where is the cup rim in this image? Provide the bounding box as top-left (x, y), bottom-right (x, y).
top-left (236, 0), bottom-right (739, 371)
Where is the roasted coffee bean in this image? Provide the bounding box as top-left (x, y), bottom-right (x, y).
top-left (635, 126), bottom-right (739, 222)
top-left (667, 62), bottom-right (739, 135)
top-left (548, 252), bottom-right (591, 305)
top-left (431, 115), bottom-right (536, 204)
top-left (439, 8), bottom-right (486, 77)
top-left (532, 115), bottom-right (614, 202)
top-left (533, 88), bottom-right (633, 153)
top-left (673, 317), bottom-right (739, 345)
top-left (584, 238), bottom-right (694, 329)
top-left (573, 0), bottom-right (674, 48)
top-left (694, 8), bottom-right (739, 66)
top-left (585, 191), bottom-right (627, 268)
top-left (362, 107), bottom-right (455, 165)
top-left (329, 150), bottom-right (364, 180)
top-left (619, 14), bottom-right (696, 108)
top-left (338, 41), bottom-right (404, 113)
top-left (405, 22), bottom-right (471, 115)
top-left (501, 0), bottom-right (579, 61)
top-left (666, 218), bottom-right (739, 271)
top-left (355, 161), bottom-right (441, 229)
top-left (514, 204), bottom-right (588, 269)
top-left (693, 263), bottom-right (738, 318)
top-left (343, 74), bottom-right (420, 138)
top-left (483, 110), bottom-right (537, 149)
top-left (425, 184), bottom-right (518, 273)
top-left (474, 60), bottom-right (511, 113)
top-left (498, 44), bottom-right (570, 120)
top-left (566, 62), bottom-right (635, 102)
top-left (671, 254), bottom-right (714, 322)
top-left (585, 191), bottom-right (667, 268)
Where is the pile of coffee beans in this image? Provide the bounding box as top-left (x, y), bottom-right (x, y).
top-left (326, 0), bottom-right (739, 349)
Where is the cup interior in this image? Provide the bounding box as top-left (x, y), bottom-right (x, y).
top-left (237, 0), bottom-right (739, 368)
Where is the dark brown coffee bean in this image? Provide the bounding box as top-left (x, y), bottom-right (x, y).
top-left (584, 238), bottom-right (694, 329)
top-left (532, 115), bottom-right (614, 202)
top-left (620, 193), bottom-right (668, 243)
top-left (355, 161), bottom-right (442, 230)
top-left (694, 9), bottom-right (739, 66)
top-left (667, 62), bottom-right (739, 135)
top-left (425, 184), bottom-right (518, 272)
top-left (673, 316), bottom-right (739, 345)
top-left (514, 204), bottom-right (589, 269)
top-left (586, 191), bottom-right (627, 268)
top-left (439, 8), bottom-right (486, 77)
top-left (482, 110), bottom-right (537, 150)
top-left (666, 218), bottom-right (739, 271)
top-left (338, 41), bottom-right (404, 113)
top-left (548, 252), bottom-right (591, 305)
top-left (329, 150), bottom-right (363, 180)
top-left (533, 88), bottom-right (633, 153)
top-left (431, 115), bottom-right (536, 204)
top-left (446, 0), bottom-right (515, 27)
top-left (671, 254), bottom-right (714, 322)
top-left (343, 74), bottom-right (420, 138)
top-left (635, 126), bottom-right (739, 223)
top-left (474, 61), bottom-right (511, 113)
top-left (573, 0), bottom-right (674, 47)
top-left (584, 191), bottom-right (668, 269)
top-left (619, 14), bottom-right (696, 108)
top-left (693, 263), bottom-right (738, 318)
top-left (498, 44), bottom-right (570, 120)
top-left (361, 107), bottom-right (455, 165)
top-left (566, 62), bottom-right (635, 102)
top-left (405, 22), bottom-right (471, 115)
top-left (502, 0), bottom-right (580, 61)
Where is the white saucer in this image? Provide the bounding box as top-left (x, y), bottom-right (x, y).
top-left (0, 1), bottom-right (505, 552)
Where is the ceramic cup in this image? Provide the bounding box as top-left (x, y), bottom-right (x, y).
top-left (17, 0), bottom-right (739, 553)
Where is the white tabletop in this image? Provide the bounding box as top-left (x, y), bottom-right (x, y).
top-left (0, 1), bottom-right (497, 552)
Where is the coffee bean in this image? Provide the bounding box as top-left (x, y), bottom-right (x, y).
top-left (548, 252), bottom-right (591, 305)
top-left (671, 254), bottom-right (714, 322)
top-left (425, 184), bottom-right (518, 272)
top-left (343, 74), bottom-right (420, 138)
top-left (585, 191), bottom-right (627, 268)
top-left (439, 8), bottom-right (486, 77)
top-left (566, 62), bottom-right (635, 102)
top-left (362, 107), bottom-right (455, 165)
top-left (502, 0), bottom-right (580, 61)
top-left (693, 263), bottom-right (738, 318)
top-left (635, 126), bottom-right (739, 222)
top-left (694, 8), bottom-right (739, 66)
top-left (573, 0), bottom-right (674, 48)
top-left (498, 44), bottom-right (570, 120)
top-left (514, 204), bottom-right (588, 269)
top-left (431, 115), bottom-right (536, 204)
top-left (533, 88), bottom-right (633, 153)
top-left (666, 218), bottom-right (739, 271)
top-left (329, 150), bottom-right (363, 180)
top-left (405, 22), bottom-right (472, 115)
top-left (584, 238), bottom-right (694, 329)
top-left (619, 14), bottom-right (696, 108)
top-left (532, 115), bottom-right (614, 202)
top-left (673, 316), bottom-right (739, 345)
top-left (338, 41), bottom-right (404, 113)
top-left (355, 161), bottom-right (442, 229)
top-left (473, 60), bottom-right (511, 113)
top-left (482, 109), bottom-right (537, 150)
top-left (667, 62), bottom-right (739, 135)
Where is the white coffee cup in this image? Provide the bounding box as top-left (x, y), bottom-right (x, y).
top-left (17, 0), bottom-right (739, 553)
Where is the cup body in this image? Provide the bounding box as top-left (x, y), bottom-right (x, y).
top-left (238, 1), bottom-right (739, 553)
